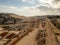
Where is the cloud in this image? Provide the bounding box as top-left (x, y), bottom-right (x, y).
top-left (19, 0), bottom-right (60, 9)
top-left (39, 0), bottom-right (53, 4)
top-left (0, 0), bottom-right (60, 16)
top-left (0, 4), bottom-right (60, 17)
top-left (35, 2), bottom-right (60, 15)
top-left (19, 5), bottom-right (60, 16)
top-left (38, 0), bottom-right (60, 9)
top-left (9, 6), bottom-right (18, 9)
top-left (22, 0), bottom-right (35, 3)
top-left (54, 0), bottom-right (60, 2)
top-left (0, 5), bottom-right (20, 15)
top-left (18, 6), bottom-right (41, 16)
top-left (22, 0), bottom-right (33, 2)
top-left (0, 5), bottom-right (41, 16)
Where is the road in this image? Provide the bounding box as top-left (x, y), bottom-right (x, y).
top-left (46, 18), bottom-right (59, 45)
top-left (15, 28), bottom-right (38, 45)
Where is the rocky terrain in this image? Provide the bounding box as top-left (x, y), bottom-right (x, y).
top-left (0, 13), bottom-right (60, 45)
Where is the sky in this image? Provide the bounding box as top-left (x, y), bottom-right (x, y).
top-left (0, 0), bottom-right (60, 16)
